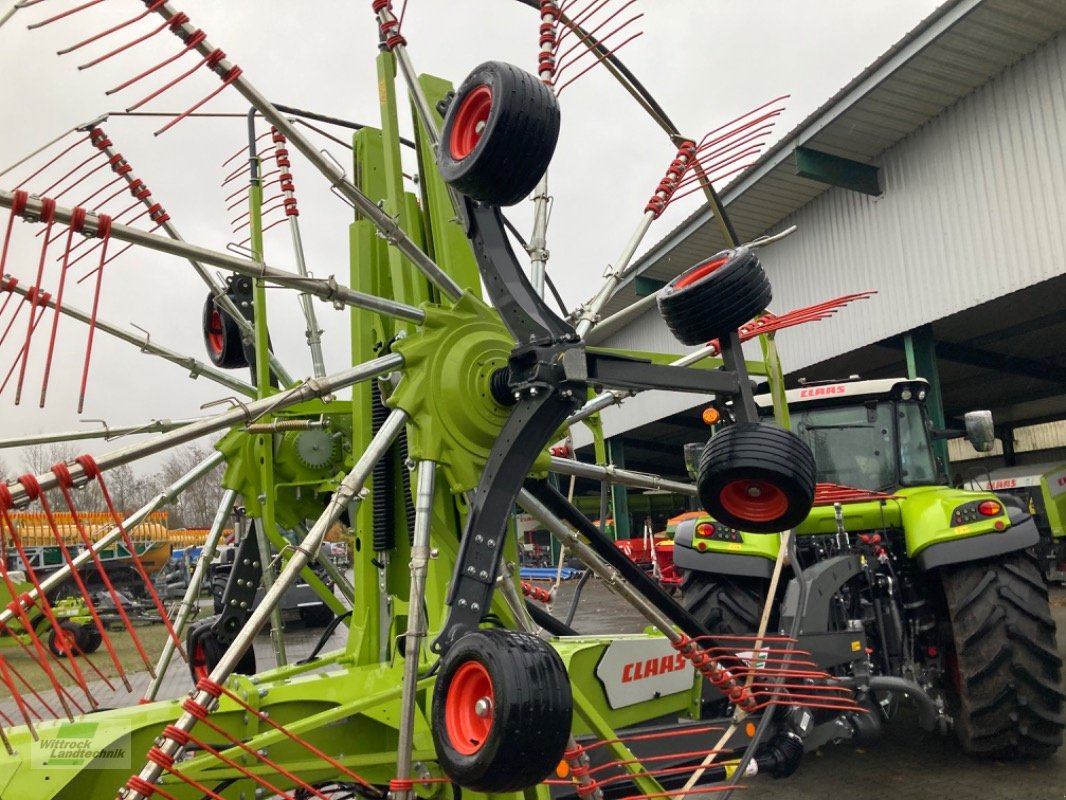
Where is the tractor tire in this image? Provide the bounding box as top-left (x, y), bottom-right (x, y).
top-left (202, 293), bottom-right (248, 369)
top-left (47, 621), bottom-right (84, 658)
top-left (79, 624), bottom-right (103, 655)
top-left (657, 248), bottom-right (771, 345)
top-left (681, 572), bottom-right (769, 636)
top-left (187, 615), bottom-right (257, 683)
top-left (438, 61), bottom-right (561, 207)
top-left (939, 551), bottom-right (1064, 759)
top-left (431, 628), bottom-right (571, 792)
top-left (697, 422), bottom-right (816, 533)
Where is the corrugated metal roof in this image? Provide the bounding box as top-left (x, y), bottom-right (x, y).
top-left (604, 0), bottom-right (1066, 316)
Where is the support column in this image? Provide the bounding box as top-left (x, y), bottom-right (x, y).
top-left (904, 325), bottom-right (949, 468)
top-left (607, 437), bottom-right (631, 539)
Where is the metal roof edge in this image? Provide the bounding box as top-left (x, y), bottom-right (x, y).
top-left (616, 0), bottom-right (983, 291)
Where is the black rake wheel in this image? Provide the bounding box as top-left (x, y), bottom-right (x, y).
top-left (438, 60), bottom-right (561, 207)
top-left (657, 248), bottom-right (772, 345)
top-left (431, 628), bottom-right (572, 792)
top-left (47, 621), bottom-right (85, 658)
top-left (187, 615), bottom-right (257, 682)
top-left (697, 421), bottom-right (816, 533)
top-left (201, 292), bottom-right (248, 369)
top-left (939, 550), bottom-right (1064, 759)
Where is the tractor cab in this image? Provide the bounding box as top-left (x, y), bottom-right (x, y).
top-left (753, 378), bottom-right (992, 493)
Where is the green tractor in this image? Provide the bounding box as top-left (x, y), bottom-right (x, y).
top-left (0, 573), bottom-right (101, 658)
top-left (674, 377), bottom-right (1065, 759)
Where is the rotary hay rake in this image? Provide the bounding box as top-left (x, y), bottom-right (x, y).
top-left (0, 2), bottom-right (875, 798)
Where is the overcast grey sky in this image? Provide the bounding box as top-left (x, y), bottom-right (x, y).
top-left (0, 0), bottom-right (943, 475)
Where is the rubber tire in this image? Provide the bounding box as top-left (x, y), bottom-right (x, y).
top-left (438, 61), bottom-right (561, 207)
top-left (202, 293), bottom-right (248, 369)
top-left (939, 551), bottom-right (1064, 759)
top-left (47, 621), bottom-right (86, 658)
top-left (187, 615), bottom-right (257, 683)
top-left (697, 422), bottom-right (816, 533)
top-left (431, 629), bottom-right (572, 792)
top-left (657, 248), bottom-right (772, 345)
top-left (299, 604), bottom-right (334, 628)
top-left (80, 625), bottom-right (103, 655)
top-left (681, 573), bottom-right (770, 636)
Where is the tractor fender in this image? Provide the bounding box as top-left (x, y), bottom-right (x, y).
top-left (672, 518), bottom-right (774, 579)
top-left (915, 515), bottom-right (1039, 571)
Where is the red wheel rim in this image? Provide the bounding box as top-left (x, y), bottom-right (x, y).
top-left (192, 640), bottom-right (208, 681)
top-left (719, 479), bottom-right (788, 523)
top-left (445, 661), bottom-right (494, 755)
top-left (449, 85), bottom-right (493, 159)
top-left (52, 628), bottom-right (74, 656)
top-left (674, 255), bottom-right (729, 290)
top-left (207, 308), bottom-right (225, 355)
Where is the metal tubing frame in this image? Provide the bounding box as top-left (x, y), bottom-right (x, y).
top-left (0, 417), bottom-right (201, 449)
top-left (124, 408), bottom-right (409, 800)
top-left (147, 2), bottom-right (464, 303)
top-left (1, 352), bottom-right (404, 506)
top-left (142, 488), bottom-right (238, 702)
top-left (1, 274), bottom-right (258, 397)
top-left (88, 125), bottom-right (294, 386)
top-left (393, 459), bottom-right (436, 800)
top-left (548, 455), bottom-right (697, 497)
top-left (0, 191), bottom-right (427, 325)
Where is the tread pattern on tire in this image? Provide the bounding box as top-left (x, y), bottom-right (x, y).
top-left (697, 421), bottom-right (816, 533)
top-left (431, 628), bottom-right (571, 792)
top-left (941, 551), bottom-right (1064, 759)
top-left (437, 61), bottom-right (561, 207)
top-left (681, 572), bottom-right (768, 636)
top-left (657, 248), bottom-right (771, 345)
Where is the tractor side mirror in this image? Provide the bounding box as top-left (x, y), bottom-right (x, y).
top-left (683, 442), bottom-right (704, 481)
top-left (963, 410), bottom-right (995, 453)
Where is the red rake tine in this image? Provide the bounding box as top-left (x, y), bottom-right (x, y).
top-left (0, 498), bottom-right (98, 705)
top-left (26, 0), bottom-right (105, 29)
top-left (51, 469), bottom-right (157, 677)
top-left (83, 457), bottom-right (186, 660)
top-left (21, 478), bottom-right (131, 692)
top-left (0, 656), bottom-right (36, 740)
top-left (77, 216), bottom-right (111, 413)
top-left (57, 0), bottom-right (167, 56)
top-left (0, 572), bottom-right (74, 718)
top-left (1, 301), bottom-right (47, 397)
top-left (13, 197), bottom-right (59, 406)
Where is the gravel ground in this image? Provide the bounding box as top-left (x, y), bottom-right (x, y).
top-left (555, 575), bottom-right (1066, 800)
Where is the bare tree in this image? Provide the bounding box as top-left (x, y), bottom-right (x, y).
top-left (158, 443), bottom-right (226, 528)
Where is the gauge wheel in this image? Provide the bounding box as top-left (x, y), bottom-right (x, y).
top-left (202, 292), bottom-right (248, 369)
top-left (657, 248), bottom-right (772, 345)
top-left (431, 628), bottom-right (572, 792)
top-left (697, 421), bottom-right (815, 532)
top-left (438, 61), bottom-right (561, 206)
top-left (187, 615), bottom-right (257, 683)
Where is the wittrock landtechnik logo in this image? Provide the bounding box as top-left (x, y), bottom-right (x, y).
top-left (30, 720), bottom-right (131, 770)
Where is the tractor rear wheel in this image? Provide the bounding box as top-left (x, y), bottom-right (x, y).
top-left (681, 572), bottom-right (769, 636)
top-left (431, 628), bottom-right (571, 792)
top-left (939, 551), bottom-right (1064, 759)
